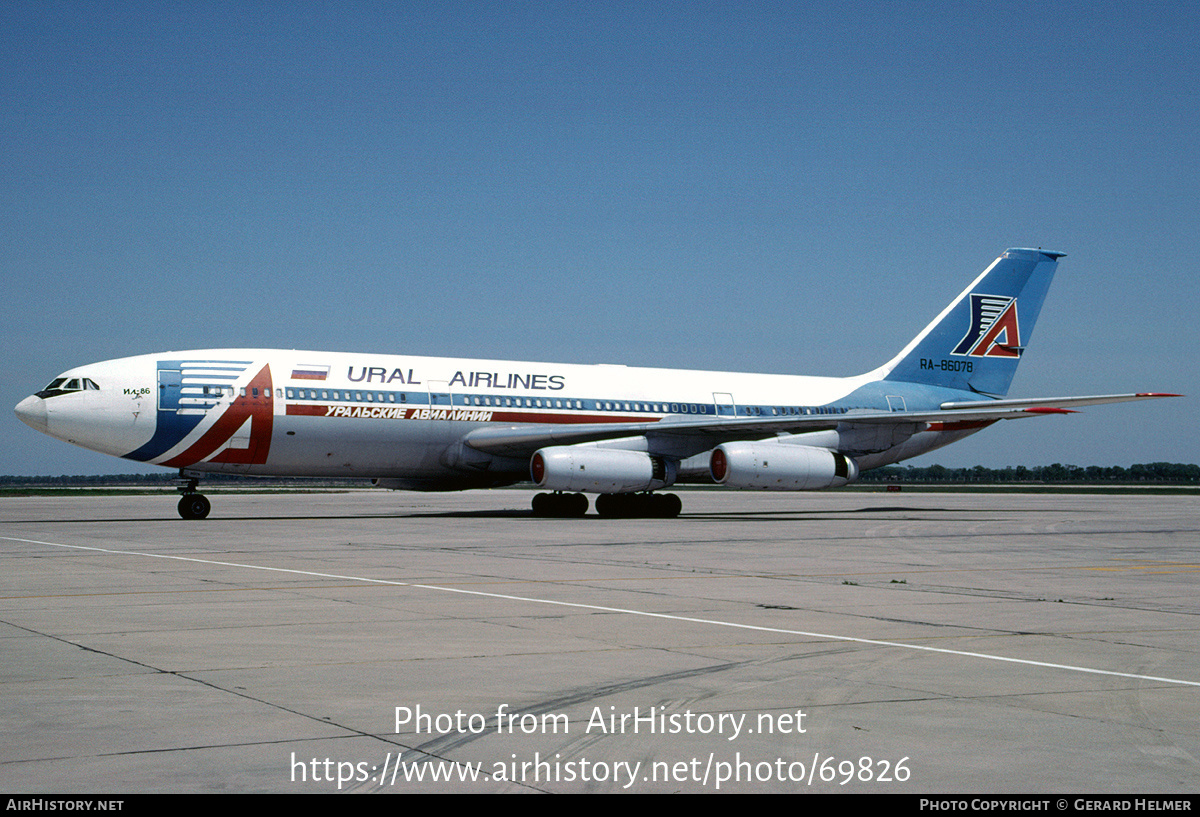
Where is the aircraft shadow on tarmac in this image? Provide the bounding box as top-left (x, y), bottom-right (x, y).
top-left (6, 504), bottom-right (1036, 524)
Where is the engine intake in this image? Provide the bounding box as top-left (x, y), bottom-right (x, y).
top-left (531, 446), bottom-right (676, 494)
top-left (710, 442), bottom-right (858, 490)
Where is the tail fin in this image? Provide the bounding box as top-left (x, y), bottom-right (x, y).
top-left (872, 248), bottom-right (1064, 397)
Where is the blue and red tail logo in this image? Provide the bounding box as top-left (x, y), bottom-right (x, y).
top-left (951, 294), bottom-right (1022, 358)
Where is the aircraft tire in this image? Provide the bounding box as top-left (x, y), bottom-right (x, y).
top-left (594, 493), bottom-right (620, 518)
top-left (656, 493), bottom-right (682, 518)
top-left (567, 492), bottom-right (589, 517)
top-left (178, 494), bottom-right (211, 520)
top-left (531, 492), bottom-right (589, 518)
top-left (596, 492), bottom-right (681, 519)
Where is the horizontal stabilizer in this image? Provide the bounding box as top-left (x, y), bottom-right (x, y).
top-left (939, 393), bottom-right (1182, 411)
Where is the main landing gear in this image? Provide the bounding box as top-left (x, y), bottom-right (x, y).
top-left (595, 492), bottom-right (682, 519)
top-left (175, 476), bottom-right (211, 520)
top-left (530, 491), bottom-right (682, 518)
top-left (531, 491), bottom-right (589, 518)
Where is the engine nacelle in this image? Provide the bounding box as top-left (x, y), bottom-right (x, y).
top-left (710, 442), bottom-right (858, 490)
top-left (531, 446), bottom-right (676, 494)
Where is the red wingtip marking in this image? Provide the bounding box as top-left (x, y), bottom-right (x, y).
top-left (1137, 392), bottom-right (1183, 397)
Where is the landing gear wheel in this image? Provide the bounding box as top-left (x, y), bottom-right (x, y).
top-left (531, 492), bottom-right (589, 518)
top-left (594, 493), bottom-right (622, 518)
top-left (178, 493), bottom-right (211, 520)
top-left (657, 493), bottom-right (682, 518)
top-left (595, 492), bottom-right (681, 518)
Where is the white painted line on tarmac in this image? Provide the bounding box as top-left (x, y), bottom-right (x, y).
top-left (5, 534), bottom-right (1198, 689)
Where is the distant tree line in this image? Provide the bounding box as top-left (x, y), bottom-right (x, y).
top-left (859, 462), bottom-right (1200, 484)
top-left (2, 473), bottom-right (168, 486)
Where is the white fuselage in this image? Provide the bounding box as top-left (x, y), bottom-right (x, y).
top-left (15, 251), bottom-right (1173, 519)
top-left (15, 348), bottom-right (978, 488)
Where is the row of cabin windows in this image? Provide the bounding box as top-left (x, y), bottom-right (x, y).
top-left (281, 388), bottom-right (849, 417)
top-left (285, 388), bottom-right (709, 413)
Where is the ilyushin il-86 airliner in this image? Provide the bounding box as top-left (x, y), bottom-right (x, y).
top-left (15, 249), bottom-right (1177, 519)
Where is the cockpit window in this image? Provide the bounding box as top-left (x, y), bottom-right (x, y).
top-left (35, 377), bottom-right (100, 399)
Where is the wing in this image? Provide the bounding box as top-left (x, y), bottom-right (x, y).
top-left (463, 393), bottom-right (1180, 459)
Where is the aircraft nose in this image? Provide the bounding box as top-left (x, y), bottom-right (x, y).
top-left (14, 395), bottom-right (48, 434)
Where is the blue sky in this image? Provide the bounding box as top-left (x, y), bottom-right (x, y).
top-left (3, 1), bottom-right (1196, 475)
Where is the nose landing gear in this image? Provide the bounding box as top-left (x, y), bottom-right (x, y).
top-left (175, 476), bottom-right (211, 520)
